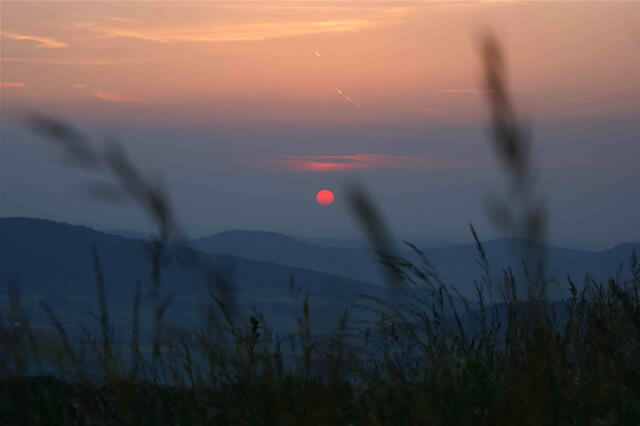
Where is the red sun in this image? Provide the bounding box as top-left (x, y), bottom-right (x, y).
top-left (316, 189), bottom-right (335, 206)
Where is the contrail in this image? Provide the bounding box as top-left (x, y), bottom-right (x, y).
top-left (336, 88), bottom-right (361, 110)
top-left (563, 90), bottom-right (611, 104)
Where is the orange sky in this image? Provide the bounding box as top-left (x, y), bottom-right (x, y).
top-left (2, 1), bottom-right (639, 126)
top-left (2, 2), bottom-right (640, 245)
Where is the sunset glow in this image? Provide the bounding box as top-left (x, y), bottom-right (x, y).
top-left (1, 2), bottom-right (638, 126)
top-left (1, 1), bottom-right (639, 245)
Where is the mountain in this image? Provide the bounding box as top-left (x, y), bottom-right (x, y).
top-left (104, 229), bottom-right (154, 241)
top-left (192, 229), bottom-right (639, 300)
top-left (301, 236), bottom-right (456, 249)
top-left (558, 242), bottom-right (640, 285)
top-left (192, 230), bottom-right (386, 287)
top-left (192, 232), bottom-right (459, 286)
top-left (1, 217), bottom-right (637, 344)
top-left (0, 218), bottom-right (395, 339)
top-left (193, 230), bottom-right (321, 260)
top-left (413, 239), bottom-right (591, 299)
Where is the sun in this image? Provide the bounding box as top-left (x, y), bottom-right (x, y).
top-left (316, 189), bottom-right (334, 206)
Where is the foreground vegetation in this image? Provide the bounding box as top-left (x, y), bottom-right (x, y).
top-left (3, 35), bottom-right (639, 425)
top-left (3, 248), bottom-right (640, 425)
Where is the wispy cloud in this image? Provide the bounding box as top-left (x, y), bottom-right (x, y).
top-left (336, 88), bottom-right (361, 110)
top-left (437, 88), bottom-right (490, 94)
top-left (438, 87), bottom-right (534, 95)
top-left (278, 153), bottom-right (447, 172)
top-left (78, 18), bottom-right (374, 44)
top-left (93, 89), bottom-right (158, 104)
top-left (1, 31), bottom-right (68, 48)
top-left (1, 57), bottom-right (146, 66)
top-left (563, 90), bottom-right (611, 104)
top-left (315, 50), bottom-right (322, 57)
top-left (0, 82), bottom-right (26, 88)
top-left (73, 83), bottom-right (87, 89)
top-left (101, 16), bottom-right (140, 24)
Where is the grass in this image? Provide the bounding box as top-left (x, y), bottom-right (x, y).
top-left (3, 34), bottom-right (640, 425)
top-left (4, 262), bottom-right (640, 425)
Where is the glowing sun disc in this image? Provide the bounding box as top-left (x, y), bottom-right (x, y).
top-left (316, 189), bottom-right (334, 205)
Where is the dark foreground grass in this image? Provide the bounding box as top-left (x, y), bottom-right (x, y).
top-left (3, 261), bottom-right (640, 425)
top-left (3, 34), bottom-right (640, 425)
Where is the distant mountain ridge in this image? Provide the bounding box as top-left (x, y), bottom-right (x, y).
top-left (191, 227), bottom-right (639, 299)
top-left (191, 229), bottom-right (371, 281)
top-left (104, 229), bottom-right (154, 241)
top-left (2, 217), bottom-right (639, 309)
top-left (1, 217), bottom-right (639, 347)
top-left (301, 236), bottom-right (457, 249)
top-left (0, 217), bottom-right (390, 338)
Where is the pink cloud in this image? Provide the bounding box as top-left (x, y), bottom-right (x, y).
top-left (0, 82), bottom-right (26, 88)
top-left (1, 57), bottom-right (146, 66)
top-left (438, 88), bottom-right (533, 95)
top-left (1, 31), bottom-right (68, 48)
top-left (93, 89), bottom-right (152, 104)
top-left (437, 88), bottom-right (490, 95)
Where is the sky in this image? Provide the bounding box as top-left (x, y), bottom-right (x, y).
top-left (1, 1), bottom-right (639, 248)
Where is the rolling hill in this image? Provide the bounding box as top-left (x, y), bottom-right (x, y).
top-left (2, 217), bottom-right (638, 343)
top-left (0, 218), bottom-right (391, 339)
top-left (192, 228), bottom-right (639, 299)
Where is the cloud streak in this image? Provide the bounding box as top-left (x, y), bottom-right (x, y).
top-left (437, 88), bottom-right (491, 94)
top-left (78, 18), bottom-right (374, 44)
top-left (1, 31), bottom-right (68, 48)
top-left (93, 89), bottom-right (155, 104)
top-left (278, 153), bottom-right (448, 172)
top-left (0, 82), bottom-right (26, 88)
top-left (1, 57), bottom-right (147, 66)
top-left (563, 90), bottom-right (612, 104)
